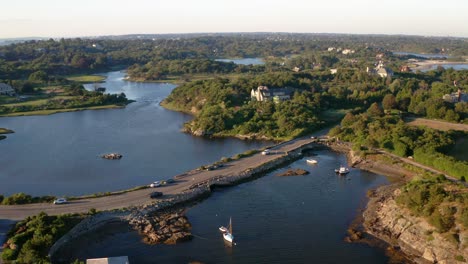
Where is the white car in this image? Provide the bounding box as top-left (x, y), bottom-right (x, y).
top-left (261, 149), bottom-right (270, 155)
top-left (149, 181), bottom-right (161, 188)
top-left (53, 198), bottom-right (67, 205)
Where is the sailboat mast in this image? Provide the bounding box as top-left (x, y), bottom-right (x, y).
top-left (229, 217), bottom-right (232, 234)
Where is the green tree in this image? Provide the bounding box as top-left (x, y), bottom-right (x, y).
top-left (382, 94), bottom-right (397, 110)
top-left (367, 102), bottom-right (384, 117)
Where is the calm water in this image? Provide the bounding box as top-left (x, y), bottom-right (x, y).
top-left (215, 58), bottom-right (264, 65)
top-left (393, 51), bottom-right (449, 59)
top-left (72, 150), bottom-right (389, 263)
top-left (0, 71), bottom-right (271, 196)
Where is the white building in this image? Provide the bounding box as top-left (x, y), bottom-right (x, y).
top-left (0, 83), bottom-right (15, 96)
top-left (367, 61), bottom-right (393, 78)
top-left (443, 89), bottom-right (468, 103)
top-left (251, 86), bottom-right (293, 102)
top-left (342, 49), bottom-right (355, 55)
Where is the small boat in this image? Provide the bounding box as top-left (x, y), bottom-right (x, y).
top-left (306, 159), bottom-right (318, 164)
top-left (222, 217), bottom-right (234, 244)
top-left (335, 166), bottom-right (350, 175)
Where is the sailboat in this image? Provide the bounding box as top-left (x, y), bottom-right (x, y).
top-left (222, 217), bottom-right (234, 244)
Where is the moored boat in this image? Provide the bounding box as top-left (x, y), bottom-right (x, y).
top-left (221, 217), bottom-right (234, 244)
top-left (334, 166), bottom-right (350, 175)
top-left (306, 159), bottom-right (318, 164)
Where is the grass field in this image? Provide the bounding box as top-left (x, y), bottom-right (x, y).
top-left (66, 75), bottom-right (106, 83)
top-left (3, 96), bottom-right (75, 107)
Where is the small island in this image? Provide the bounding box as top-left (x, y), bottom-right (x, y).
top-left (101, 153), bottom-right (123, 160)
top-left (0, 128), bottom-right (14, 141)
top-left (277, 168), bottom-right (309, 176)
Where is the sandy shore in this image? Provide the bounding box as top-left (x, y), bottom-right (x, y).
top-left (411, 59), bottom-right (468, 71)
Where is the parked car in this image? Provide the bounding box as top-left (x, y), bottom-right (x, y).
top-left (261, 149), bottom-right (270, 155)
top-left (165, 178), bottom-right (175, 184)
top-left (53, 198), bottom-right (67, 205)
top-left (149, 181), bottom-right (161, 188)
top-left (149, 191), bottom-right (163, 198)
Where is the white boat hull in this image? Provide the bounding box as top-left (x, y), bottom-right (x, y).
top-left (306, 159), bottom-right (318, 164)
top-left (223, 232), bottom-right (234, 243)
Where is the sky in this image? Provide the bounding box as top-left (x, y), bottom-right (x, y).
top-left (1, 0), bottom-right (468, 38)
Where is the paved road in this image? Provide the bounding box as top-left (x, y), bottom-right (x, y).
top-left (0, 137), bottom-right (318, 221)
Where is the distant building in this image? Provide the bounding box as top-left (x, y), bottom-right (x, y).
top-left (327, 47), bottom-right (336, 52)
top-left (86, 256), bottom-right (129, 264)
top-left (251, 86), bottom-right (293, 102)
top-left (443, 89), bottom-right (468, 103)
top-left (330, 69), bottom-right (338, 74)
top-left (400, 65), bottom-right (411, 72)
top-left (0, 83), bottom-right (15, 96)
top-left (342, 49), bottom-right (355, 55)
top-left (367, 61), bottom-right (393, 78)
top-left (292, 66), bottom-right (301, 72)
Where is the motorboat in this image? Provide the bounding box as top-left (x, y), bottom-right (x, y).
top-left (306, 159), bottom-right (318, 164)
top-left (335, 166), bottom-right (350, 175)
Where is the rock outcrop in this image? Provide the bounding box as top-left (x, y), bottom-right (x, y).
top-left (276, 168), bottom-right (309, 176)
top-left (101, 153), bottom-right (123, 160)
top-left (129, 209), bottom-right (192, 245)
top-left (363, 185), bottom-right (468, 264)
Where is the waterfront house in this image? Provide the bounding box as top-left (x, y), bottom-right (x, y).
top-left (0, 83), bottom-right (15, 96)
top-left (251, 86), bottom-right (293, 102)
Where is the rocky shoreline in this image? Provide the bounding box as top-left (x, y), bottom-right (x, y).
top-left (328, 142), bottom-right (467, 264)
top-left (129, 209), bottom-right (192, 245)
top-left (364, 184), bottom-right (468, 264)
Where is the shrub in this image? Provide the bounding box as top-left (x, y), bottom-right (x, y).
top-left (0, 194), bottom-right (3, 203)
top-left (2, 193), bottom-right (33, 205)
top-left (429, 207), bottom-right (455, 233)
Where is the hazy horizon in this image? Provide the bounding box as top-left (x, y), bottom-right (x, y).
top-left (2, 0), bottom-right (468, 39)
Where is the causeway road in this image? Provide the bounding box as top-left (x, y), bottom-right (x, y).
top-left (0, 137), bottom-right (318, 221)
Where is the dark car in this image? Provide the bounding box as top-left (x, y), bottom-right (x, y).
top-left (150, 191), bottom-right (163, 198)
top-left (165, 178), bottom-right (175, 184)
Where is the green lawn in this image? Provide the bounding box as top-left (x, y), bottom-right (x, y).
top-left (66, 75), bottom-right (106, 83)
top-left (4, 96), bottom-right (75, 107)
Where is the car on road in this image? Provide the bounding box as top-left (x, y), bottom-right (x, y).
top-left (149, 191), bottom-right (163, 198)
top-left (53, 198), bottom-right (67, 205)
top-left (261, 149), bottom-right (270, 155)
top-left (165, 178), bottom-right (175, 184)
top-left (149, 181), bottom-right (161, 188)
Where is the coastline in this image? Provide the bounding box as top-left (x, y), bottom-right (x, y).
top-left (0, 103), bottom-right (128, 117)
top-left (410, 60), bottom-right (468, 71)
top-left (3, 136), bottom-right (459, 263)
top-left (327, 142), bottom-right (468, 264)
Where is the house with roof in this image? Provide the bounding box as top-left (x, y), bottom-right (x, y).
top-left (367, 61), bottom-right (393, 78)
top-left (443, 89), bottom-right (468, 103)
top-left (251, 86), bottom-right (293, 102)
top-left (0, 83), bottom-right (15, 96)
